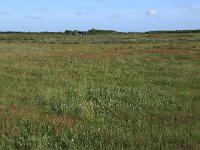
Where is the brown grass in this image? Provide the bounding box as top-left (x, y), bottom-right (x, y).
top-left (142, 49), bottom-right (190, 54)
top-left (79, 49), bottom-right (131, 59)
top-left (79, 49), bottom-right (193, 60)
top-left (146, 111), bottom-right (200, 123)
top-left (0, 106), bottom-right (3, 116)
top-left (0, 104), bottom-right (74, 129)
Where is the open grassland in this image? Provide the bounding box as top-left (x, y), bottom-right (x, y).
top-left (0, 33), bottom-right (200, 149)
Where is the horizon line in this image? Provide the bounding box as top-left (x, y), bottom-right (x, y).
top-left (0, 28), bottom-right (200, 34)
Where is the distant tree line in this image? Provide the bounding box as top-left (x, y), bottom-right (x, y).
top-left (87, 29), bottom-right (117, 34)
top-left (145, 30), bottom-right (200, 34)
top-left (64, 30), bottom-right (87, 35)
top-left (0, 29), bottom-right (200, 35)
top-left (64, 29), bottom-right (118, 35)
top-left (64, 29), bottom-right (200, 35)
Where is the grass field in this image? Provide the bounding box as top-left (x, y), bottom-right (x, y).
top-left (0, 32), bottom-right (200, 149)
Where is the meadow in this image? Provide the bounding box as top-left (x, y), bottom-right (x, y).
top-left (0, 32), bottom-right (200, 149)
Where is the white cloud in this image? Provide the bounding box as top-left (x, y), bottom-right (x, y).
top-left (146, 10), bottom-right (161, 17)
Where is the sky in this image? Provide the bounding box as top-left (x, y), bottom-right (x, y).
top-left (0, 0), bottom-right (200, 32)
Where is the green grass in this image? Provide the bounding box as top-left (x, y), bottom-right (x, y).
top-left (0, 33), bottom-right (200, 149)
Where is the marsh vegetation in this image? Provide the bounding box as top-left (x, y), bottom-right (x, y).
top-left (0, 32), bottom-right (200, 149)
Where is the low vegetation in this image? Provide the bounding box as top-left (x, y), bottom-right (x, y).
top-left (0, 31), bottom-right (200, 149)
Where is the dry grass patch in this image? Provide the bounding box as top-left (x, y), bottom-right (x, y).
top-left (0, 104), bottom-right (74, 129)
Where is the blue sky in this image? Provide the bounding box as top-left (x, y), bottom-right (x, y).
top-left (0, 0), bottom-right (200, 32)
